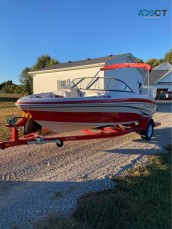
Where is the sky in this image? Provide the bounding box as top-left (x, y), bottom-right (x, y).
top-left (0, 0), bottom-right (171, 84)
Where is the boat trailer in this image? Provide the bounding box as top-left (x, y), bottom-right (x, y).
top-left (0, 117), bottom-right (161, 150)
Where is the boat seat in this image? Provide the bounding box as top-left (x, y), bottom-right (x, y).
top-left (54, 88), bottom-right (82, 98)
top-left (84, 90), bottom-right (107, 97)
top-left (69, 88), bottom-right (81, 97)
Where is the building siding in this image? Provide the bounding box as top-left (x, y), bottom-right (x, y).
top-left (33, 65), bottom-right (104, 93)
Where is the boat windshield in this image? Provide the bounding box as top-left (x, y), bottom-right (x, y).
top-left (65, 77), bottom-right (134, 93)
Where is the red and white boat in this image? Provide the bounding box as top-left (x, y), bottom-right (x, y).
top-left (16, 63), bottom-right (157, 133)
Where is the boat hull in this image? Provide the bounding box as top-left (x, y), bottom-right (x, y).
top-left (16, 98), bottom-right (157, 132)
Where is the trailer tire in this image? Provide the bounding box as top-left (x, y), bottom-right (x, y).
top-left (24, 119), bottom-right (42, 134)
top-left (140, 120), bottom-right (154, 141)
top-left (56, 140), bottom-right (63, 147)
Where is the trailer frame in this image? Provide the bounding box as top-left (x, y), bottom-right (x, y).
top-left (0, 117), bottom-right (161, 150)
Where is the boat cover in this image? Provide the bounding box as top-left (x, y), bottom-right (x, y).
top-left (100, 63), bottom-right (151, 72)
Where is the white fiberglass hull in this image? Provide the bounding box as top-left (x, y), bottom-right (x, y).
top-left (16, 94), bottom-right (157, 133)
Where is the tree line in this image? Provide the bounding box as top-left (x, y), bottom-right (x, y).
top-left (0, 50), bottom-right (171, 95)
top-left (135, 49), bottom-right (172, 67)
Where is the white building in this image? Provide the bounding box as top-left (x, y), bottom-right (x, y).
top-left (29, 53), bottom-right (147, 94)
top-left (142, 62), bottom-right (172, 99)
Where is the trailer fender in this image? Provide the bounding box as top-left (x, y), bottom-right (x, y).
top-left (138, 118), bottom-right (154, 131)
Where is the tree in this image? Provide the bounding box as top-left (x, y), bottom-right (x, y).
top-left (163, 49), bottom-right (172, 64)
top-left (0, 80), bottom-right (13, 90)
top-left (1, 81), bottom-right (17, 93)
top-left (146, 58), bottom-right (162, 68)
top-left (14, 85), bottom-right (25, 94)
top-left (135, 57), bottom-right (144, 63)
top-left (32, 55), bottom-right (59, 70)
top-left (1, 84), bottom-right (12, 93)
top-left (19, 67), bottom-right (33, 94)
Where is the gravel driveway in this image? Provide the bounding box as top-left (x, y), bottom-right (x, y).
top-left (0, 103), bottom-right (171, 229)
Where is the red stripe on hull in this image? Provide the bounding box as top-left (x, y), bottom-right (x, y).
top-left (25, 110), bottom-right (141, 123)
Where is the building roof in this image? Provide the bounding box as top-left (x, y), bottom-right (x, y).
top-left (144, 70), bottom-right (169, 85)
top-left (153, 62), bottom-right (172, 70)
top-left (30, 53), bottom-right (131, 73)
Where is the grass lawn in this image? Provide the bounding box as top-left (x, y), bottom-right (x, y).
top-left (35, 145), bottom-right (171, 229)
top-left (0, 94), bottom-right (22, 141)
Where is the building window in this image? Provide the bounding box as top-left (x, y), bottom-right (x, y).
top-left (57, 79), bottom-right (71, 89)
top-left (60, 80), bottom-right (67, 88)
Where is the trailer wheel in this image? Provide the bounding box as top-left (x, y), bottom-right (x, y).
top-left (24, 119), bottom-right (42, 134)
top-left (140, 120), bottom-right (154, 141)
top-left (56, 139), bottom-right (63, 147)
